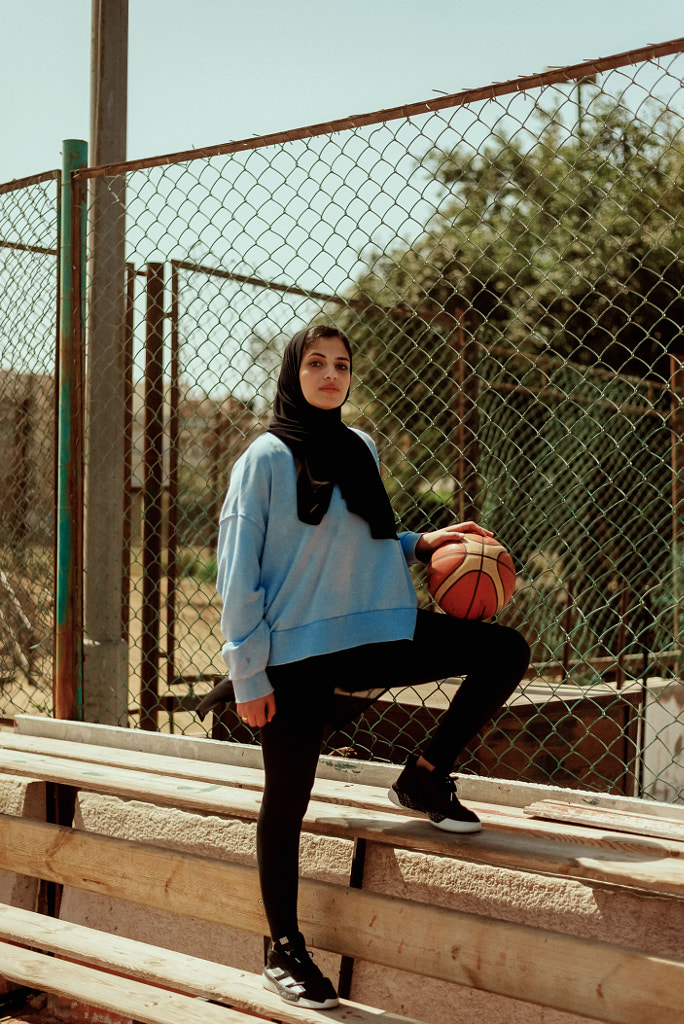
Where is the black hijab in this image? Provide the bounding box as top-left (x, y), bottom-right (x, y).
top-left (267, 327), bottom-right (397, 540)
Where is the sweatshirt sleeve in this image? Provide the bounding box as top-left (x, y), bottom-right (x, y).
top-left (399, 531), bottom-right (427, 565)
top-left (216, 450), bottom-right (274, 704)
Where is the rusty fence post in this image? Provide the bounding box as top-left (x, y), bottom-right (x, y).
top-left (139, 262), bottom-right (165, 730)
top-left (166, 262), bottom-right (181, 703)
top-left (121, 262), bottom-right (136, 652)
top-left (670, 353), bottom-right (684, 675)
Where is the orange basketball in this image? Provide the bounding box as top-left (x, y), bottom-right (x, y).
top-left (427, 534), bottom-right (516, 620)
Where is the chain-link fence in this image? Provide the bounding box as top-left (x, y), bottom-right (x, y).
top-left (4, 39), bottom-right (684, 801)
top-left (0, 171), bottom-right (59, 718)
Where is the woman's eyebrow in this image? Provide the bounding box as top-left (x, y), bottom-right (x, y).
top-left (307, 350), bottom-right (349, 362)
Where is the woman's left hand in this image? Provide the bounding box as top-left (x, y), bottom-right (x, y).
top-left (415, 521), bottom-right (493, 557)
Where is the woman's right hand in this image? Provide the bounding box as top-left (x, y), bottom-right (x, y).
top-left (237, 693), bottom-right (277, 728)
top-left (416, 521), bottom-right (493, 557)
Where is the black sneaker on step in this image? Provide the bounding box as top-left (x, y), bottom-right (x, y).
top-left (388, 754), bottom-right (482, 833)
top-left (262, 932), bottom-right (339, 1009)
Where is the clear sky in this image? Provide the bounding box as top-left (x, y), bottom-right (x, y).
top-left (1, 0), bottom-right (683, 183)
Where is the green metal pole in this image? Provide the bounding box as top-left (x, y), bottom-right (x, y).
top-left (54, 139), bottom-right (88, 721)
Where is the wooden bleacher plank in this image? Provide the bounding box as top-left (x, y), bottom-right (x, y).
top-left (0, 744), bottom-right (264, 815)
top-left (0, 731), bottom-right (267, 795)
top-left (524, 799), bottom-right (684, 842)
top-left (0, 746), bottom-right (683, 897)
top-left (0, 824), bottom-right (682, 1024)
top-left (17, 715), bottom-right (684, 825)
top-left (0, 939), bottom-right (258, 1024)
top-left (0, 903), bottom-right (425, 1024)
top-left (0, 731), bottom-right (404, 823)
top-left (303, 803), bottom-right (684, 897)
top-left (0, 732), bottom-right (553, 826)
top-left (0, 814), bottom-right (265, 932)
top-left (5, 731), bottom-right (684, 860)
top-left (0, 731), bottom-right (511, 831)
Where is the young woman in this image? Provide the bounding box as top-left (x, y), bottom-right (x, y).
top-left (205, 324), bottom-right (529, 1009)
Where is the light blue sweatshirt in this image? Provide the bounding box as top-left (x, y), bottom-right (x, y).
top-left (216, 430), bottom-right (422, 704)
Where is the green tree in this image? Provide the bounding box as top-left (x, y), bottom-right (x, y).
top-left (349, 99), bottom-right (684, 373)
top-left (334, 98), bottom-right (683, 669)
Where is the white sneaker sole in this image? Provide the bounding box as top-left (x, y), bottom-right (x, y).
top-left (387, 786), bottom-right (482, 833)
top-left (262, 969), bottom-right (340, 1010)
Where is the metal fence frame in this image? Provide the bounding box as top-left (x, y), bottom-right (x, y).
top-left (2, 35), bottom-right (684, 800)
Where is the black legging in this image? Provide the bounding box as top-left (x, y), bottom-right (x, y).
top-left (257, 609), bottom-right (530, 940)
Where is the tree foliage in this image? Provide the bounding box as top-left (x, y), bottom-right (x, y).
top-left (333, 98), bottom-right (684, 667)
top-left (349, 98), bottom-right (684, 372)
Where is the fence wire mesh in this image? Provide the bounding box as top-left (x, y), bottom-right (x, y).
top-left (0, 172), bottom-right (59, 717)
top-left (4, 41), bottom-right (684, 801)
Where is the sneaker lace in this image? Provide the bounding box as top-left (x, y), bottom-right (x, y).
top-left (439, 772), bottom-right (460, 804)
top-left (277, 936), bottom-right (321, 977)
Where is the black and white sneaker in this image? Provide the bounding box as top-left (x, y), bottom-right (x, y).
top-left (388, 754), bottom-right (482, 833)
top-left (262, 932), bottom-right (339, 1009)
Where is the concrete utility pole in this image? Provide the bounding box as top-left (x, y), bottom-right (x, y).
top-left (83, 0), bottom-right (129, 724)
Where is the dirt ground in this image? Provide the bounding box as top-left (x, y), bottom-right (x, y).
top-left (0, 549), bottom-right (227, 734)
top-left (125, 556), bottom-right (225, 736)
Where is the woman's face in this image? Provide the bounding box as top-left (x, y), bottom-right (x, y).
top-left (298, 336), bottom-right (351, 410)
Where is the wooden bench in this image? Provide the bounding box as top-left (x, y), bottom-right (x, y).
top-left (0, 720), bottom-right (683, 1024)
top-left (0, 903), bottom-right (417, 1024)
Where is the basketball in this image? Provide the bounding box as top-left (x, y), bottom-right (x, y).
top-left (427, 534), bottom-right (516, 620)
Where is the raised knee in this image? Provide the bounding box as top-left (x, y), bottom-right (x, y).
top-left (491, 625), bottom-right (530, 679)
